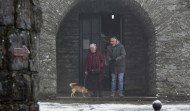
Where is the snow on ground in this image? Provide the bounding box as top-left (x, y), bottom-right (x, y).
top-left (39, 102), bottom-right (190, 111)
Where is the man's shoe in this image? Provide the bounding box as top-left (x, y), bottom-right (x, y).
top-left (98, 94), bottom-right (103, 98)
top-left (118, 92), bottom-right (124, 97)
top-left (91, 92), bottom-right (97, 97)
top-left (92, 95), bottom-right (97, 97)
top-left (110, 92), bottom-right (115, 97)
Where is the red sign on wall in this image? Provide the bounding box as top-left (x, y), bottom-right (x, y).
top-left (14, 45), bottom-right (30, 60)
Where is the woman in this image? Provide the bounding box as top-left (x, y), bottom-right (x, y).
top-left (85, 43), bottom-right (105, 97)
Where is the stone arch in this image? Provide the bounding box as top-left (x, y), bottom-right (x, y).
top-left (56, 0), bottom-right (156, 96)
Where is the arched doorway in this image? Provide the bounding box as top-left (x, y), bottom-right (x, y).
top-left (56, 0), bottom-right (156, 96)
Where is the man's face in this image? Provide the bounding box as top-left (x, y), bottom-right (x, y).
top-left (110, 38), bottom-right (117, 46)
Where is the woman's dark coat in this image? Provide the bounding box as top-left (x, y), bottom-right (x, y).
top-left (85, 50), bottom-right (105, 73)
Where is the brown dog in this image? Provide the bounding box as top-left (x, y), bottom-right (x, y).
top-left (69, 83), bottom-right (90, 97)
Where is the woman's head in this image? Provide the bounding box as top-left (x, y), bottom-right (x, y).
top-left (90, 43), bottom-right (97, 53)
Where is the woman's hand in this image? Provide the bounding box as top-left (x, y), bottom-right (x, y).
top-left (85, 72), bottom-right (88, 75)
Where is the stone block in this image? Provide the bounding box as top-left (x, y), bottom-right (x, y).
top-left (23, 74), bottom-right (32, 102)
top-left (7, 29), bottom-right (30, 70)
top-left (0, 27), bottom-right (4, 69)
top-left (29, 104), bottom-right (39, 111)
top-left (15, 0), bottom-right (32, 30)
top-left (0, 72), bottom-right (12, 102)
top-left (31, 6), bottom-right (43, 33)
top-left (13, 104), bottom-right (29, 111)
top-left (31, 74), bottom-right (39, 102)
top-left (12, 73), bottom-right (28, 101)
top-left (29, 33), bottom-right (39, 72)
top-left (30, 0), bottom-right (41, 7)
top-left (0, 104), bottom-right (10, 110)
top-left (0, 0), bottom-right (14, 25)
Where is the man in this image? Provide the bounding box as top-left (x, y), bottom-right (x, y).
top-left (107, 37), bottom-right (126, 97)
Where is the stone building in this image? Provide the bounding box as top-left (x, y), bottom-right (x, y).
top-left (38, 0), bottom-right (190, 100)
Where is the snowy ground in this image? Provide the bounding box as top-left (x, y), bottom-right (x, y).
top-left (39, 102), bottom-right (190, 111)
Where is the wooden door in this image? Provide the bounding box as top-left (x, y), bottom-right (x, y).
top-left (79, 14), bottom-right (101, 90)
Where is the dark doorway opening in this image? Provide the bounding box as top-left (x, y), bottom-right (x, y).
top-left (101, 14), bottom-right (121, 39)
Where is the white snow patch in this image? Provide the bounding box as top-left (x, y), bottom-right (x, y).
top-left (39, 102), bottom-right (190, 111)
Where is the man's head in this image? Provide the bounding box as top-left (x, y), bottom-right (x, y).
top-left (89, 43), bottom-right (97, 53)
top-left (110, 37), bottom-right (118, 46)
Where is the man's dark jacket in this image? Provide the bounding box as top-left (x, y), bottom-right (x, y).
top-left (107, 41), bottom-right (126, 74)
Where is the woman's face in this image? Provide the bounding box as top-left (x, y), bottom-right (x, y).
top-left (90, 47), bottom-right (96, 53)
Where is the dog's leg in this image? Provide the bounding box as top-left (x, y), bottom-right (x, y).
top-left (71, 91), bottom-right (73, 97)
top-left (72, 89), bottom-right (76, 97)
top-left (71, 90), bottom-right (73, 97)
top-left (82, 90), bottom-right (86, 97)
top-left (71, 89), bottom-right (75, 97)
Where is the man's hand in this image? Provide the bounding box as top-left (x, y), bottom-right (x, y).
top-left (111, 58), bottom-right (116, 63)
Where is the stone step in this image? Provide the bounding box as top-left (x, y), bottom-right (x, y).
top-left (54, 96), bottom-right (158, 103)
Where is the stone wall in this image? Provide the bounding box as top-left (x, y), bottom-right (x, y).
top-left (39, 0), bottom-right (190, 100)
top-left (56, 10), bottom-right (79, 95)
top-left (0, 0), bottom-right (42, 110)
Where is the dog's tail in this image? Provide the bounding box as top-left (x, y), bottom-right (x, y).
top-left (69, 83), bottom-right (77, 88)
